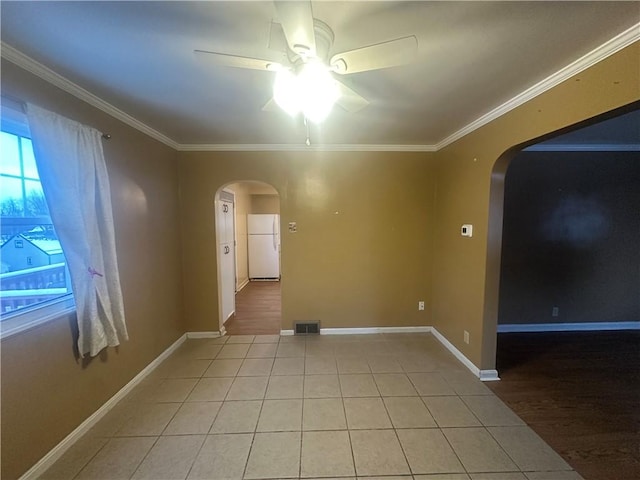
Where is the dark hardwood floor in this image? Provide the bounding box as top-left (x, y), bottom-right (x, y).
top-left (488, 330), bottom-right (640, 480)
top-left (224, 280), bottom-right (281, 335)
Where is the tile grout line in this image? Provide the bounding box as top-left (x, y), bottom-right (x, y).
top-left (68, 437), bottom-right (110, 480)
top-left (298, 354), bottom-right (307, 478)
top-left (442, 370), bottom-right (524, 476)
top-left (483, 423), bottom-right (536, 475)
top-left (122, 357), bottom-right (199, 478)
top-left (430, 393), bottom-right (473, 478)
top-left (126, 435), bottom-right (162, 480)
top-left (183, 432), bottom-right (208, 480)
top-left (240, 335), bottom-right (263, 480)
top-left (341, 381), bottom-right (357, 477)
top-left (379, 385), bottom-right (413, 477)
top-left (160, 343), bottom-right (214, 479)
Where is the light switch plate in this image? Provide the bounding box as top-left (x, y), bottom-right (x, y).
top-left (461, 224), bottom-right (473, 237)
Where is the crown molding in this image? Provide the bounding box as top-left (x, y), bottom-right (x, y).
top-left (177, 143), bottom-right (437, 152)
top-left (435, 22), bottom-right (640, 151)
top-left (0, 42), bottom-right (180, 150)
top-left (2, 20), bottom-right (638, 154)
top-left (0, 42), bottom-right (435, 153)
top-left (524, 143), bottom-right (640, 152)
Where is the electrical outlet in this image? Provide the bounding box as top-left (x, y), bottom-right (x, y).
top-left (552, 306), bottom-right (559, 317)
top-left (464, 330), bottom-right (470, 344)
top-left (418, 301), bottom-right (425, 311)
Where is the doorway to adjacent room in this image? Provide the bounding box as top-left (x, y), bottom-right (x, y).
top-left (216, 180), bottom-right (282, 335)
top-left (486, 105), bottom-right (640, 480)
top-left (226, 281), bottom-right (281, 334)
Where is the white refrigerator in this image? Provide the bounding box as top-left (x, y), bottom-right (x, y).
top-left (248, 214), bottom-right (280, 280)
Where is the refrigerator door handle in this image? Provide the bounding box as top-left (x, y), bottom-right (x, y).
top-left (272, 216), bottom-right (278, 251)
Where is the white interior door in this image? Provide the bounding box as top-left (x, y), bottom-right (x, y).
top-left (218, 194), bottom-right (235, 326)
top-left (219, 241), bottom-right (235, 322)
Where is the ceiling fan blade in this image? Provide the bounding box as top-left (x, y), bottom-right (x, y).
top-left (195, 50), bottom-right (282, 71)
top-left (261, 98), bottom-right (279, 112)
top-left (273, 1), bottom-right (316, 57)
top-left (335, 80), bottom-right (369, 113)
top-left (330, 36), bottom-right (418, 75)
top-left (268, 22), bottom-right (289, 54)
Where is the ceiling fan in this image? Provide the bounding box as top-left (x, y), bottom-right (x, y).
top-left (194, 1), bottom-right (418, 126)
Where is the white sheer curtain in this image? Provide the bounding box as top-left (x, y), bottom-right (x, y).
top-left (26, 103), bottom-right (128, 357)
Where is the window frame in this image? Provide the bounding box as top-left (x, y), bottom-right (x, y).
top-left (0, 103), bottom-right (76, 339)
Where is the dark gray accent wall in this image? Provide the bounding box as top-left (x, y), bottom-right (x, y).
top-left (498, 151), bottom-right (640, 325)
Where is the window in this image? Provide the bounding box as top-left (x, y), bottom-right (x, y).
top-left (0, 113), bottom-right (73, 323)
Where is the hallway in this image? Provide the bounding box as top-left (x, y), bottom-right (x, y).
top-left (224, 281), bottom-right (281, 335)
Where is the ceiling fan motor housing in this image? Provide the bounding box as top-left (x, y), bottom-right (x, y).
top-left (312, 19), bottom-right (334, 63)
top-left (286, 19), bottom-right (334, 67)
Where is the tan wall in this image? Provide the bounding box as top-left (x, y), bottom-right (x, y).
top-left (251, 194), bottom-right (280, 214)
top-left (178, 151), bottom-right (437, 332)
top-left (246, 182), bottom-right (279, 195)
top-left (227, 183), bottom-right (251, 289)
top-left (0, 60), bottom-right (184, 479)
top-left (430, 42), bottom-right (640, 370)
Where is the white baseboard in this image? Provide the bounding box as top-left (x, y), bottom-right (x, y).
top-left (430, 327), bottom-right (500, 381)
top-left (236, 279), bottom-right (250, 292)
top-left (497, 321), bottom-right (640, 333)
top-left (431, 327), bottom-right (487, 379)
top-left (20, 333), bottom-right (188, 480)
top-left (281, 326), bottom-right (431, 336)
top-left (279, 325), bottom-right (494, 381)
top-left (479, 369), bottom-right (500, 381)
top-left (320, 326), bottom-right (432, 335)
top-left (186, 331), bottom-right (223, 339)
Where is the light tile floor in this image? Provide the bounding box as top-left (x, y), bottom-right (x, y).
top-left (41, 333), bottom-right (584, 480)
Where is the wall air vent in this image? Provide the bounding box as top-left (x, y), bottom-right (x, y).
top-left (294, 321), bottom-right (320, 335)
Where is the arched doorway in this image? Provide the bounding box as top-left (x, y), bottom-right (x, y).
top-left (215, 180), bottom-right (282, 335)
top-left (484, 103), bottom-right (640, 375)
top-left (485, 105), bottom-right (640, 480)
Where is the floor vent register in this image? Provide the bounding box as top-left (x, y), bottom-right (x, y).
top-left (294, 321), bottom-right (320, 335)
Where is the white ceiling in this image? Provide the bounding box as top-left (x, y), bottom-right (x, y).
top-left (1, 1), bottom-right (639, 148)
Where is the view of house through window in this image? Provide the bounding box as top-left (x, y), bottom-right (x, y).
top-left (0, 128), bottom-right (72, 318)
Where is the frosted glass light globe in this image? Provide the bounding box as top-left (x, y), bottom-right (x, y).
top-left (298, 60), bottom-right (338, 123)
top-left (273, 69), bottom-right (301, 116)
top-left (273, 60), bottom-right (338, 123)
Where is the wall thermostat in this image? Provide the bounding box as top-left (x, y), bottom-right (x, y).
top-left (461, 224), bottom-right (473, 237)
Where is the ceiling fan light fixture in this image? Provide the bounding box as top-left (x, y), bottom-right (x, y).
top-left (298, 60), bottom-right (338, 123)
top-left (273, 69), bottom-right (301, 116)
top-left (273, 60), bottom-right (338, 123)
top-left (196, 1), bottom-right (420, 127)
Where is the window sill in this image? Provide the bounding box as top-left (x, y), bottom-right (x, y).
top-left (0, 295), bottom-right (76, 340)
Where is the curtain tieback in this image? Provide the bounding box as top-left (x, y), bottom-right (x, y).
top-left (88, 267), bottom-right (104, 278)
